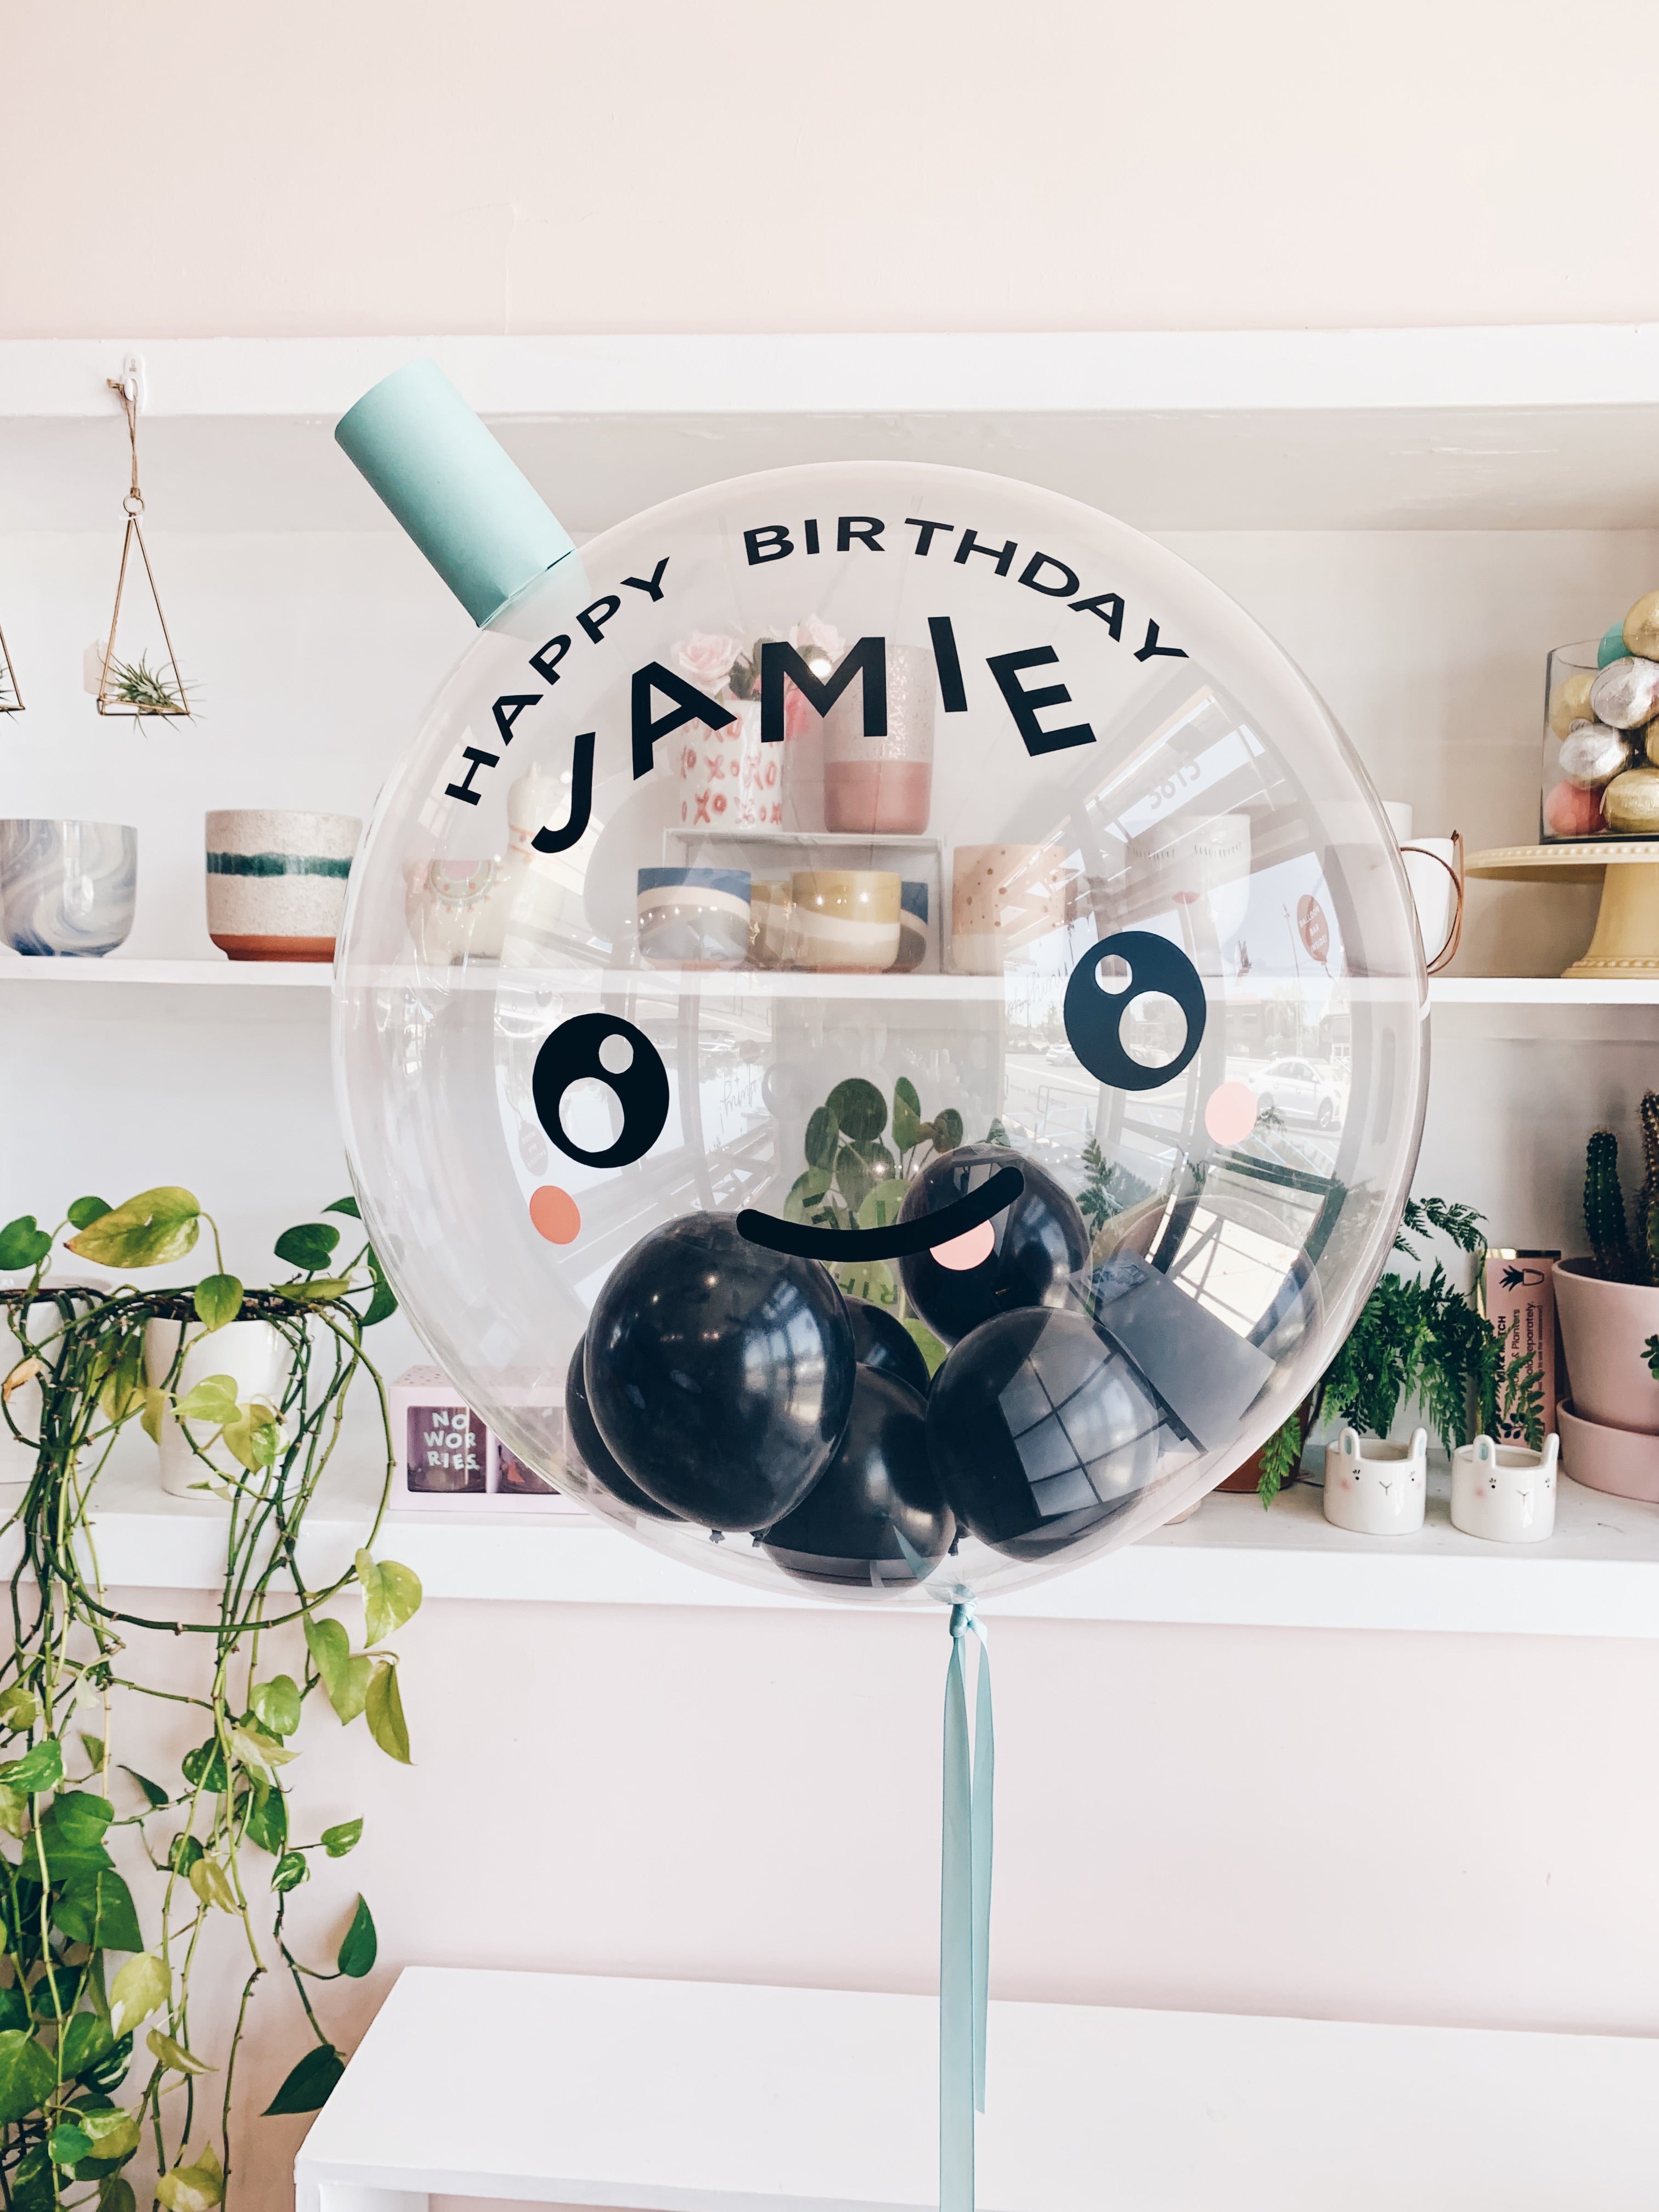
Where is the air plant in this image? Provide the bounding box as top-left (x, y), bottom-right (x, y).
top-left (105, 650), bottom-right (189, 714)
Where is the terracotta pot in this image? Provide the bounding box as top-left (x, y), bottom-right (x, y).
top-left (1554, 1260), bottom-right (1659, 1432)
top-left (1559, 1398), bottom-right (1659, 1500)
top-left (1220, 1396), bottom-right (1317, 1492)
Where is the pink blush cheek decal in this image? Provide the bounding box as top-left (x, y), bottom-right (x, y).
top-left (529, 1186), bottom-right (582, 1245)
top-left (1204, 1081), bottom-right (1258, 1147)
top-left (933, 1219), bottom-right (997, 1272)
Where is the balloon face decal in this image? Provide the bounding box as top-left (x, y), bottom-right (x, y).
top-left (337, 457), bottom-right (1427, 1604)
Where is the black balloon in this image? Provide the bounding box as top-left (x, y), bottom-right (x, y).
top-left (898, 1146), bottom-right (1091, 1346)
top-left (565, 1339), bottom-right (679, 1521)
top-left (927, 1308), bottom-right (1165, 1559)
top-left (845, 1296), bottom-right (933, 1396)
top-left (586, 1212), bottom-right (855, 1530)
top-left (761, 1368), bottom-right (953, 1591)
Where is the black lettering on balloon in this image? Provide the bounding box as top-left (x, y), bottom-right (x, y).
top-left (929, 616), bottom-right (968, 713)
top-left (985, 646), bottom-right (1096, 756)
top-left (1135, 618), bottom-right (1187, 663)
top-left (905, 518), bottom-right (955, 555)
top-left (529, 634), bottom-right (571, 684)
top-left (1070, 592), bottom-right (1125, 639)
top-left (630, 662), bottom-right (736, 780)
top-left (804, 519), bottom-right (821, 555)
top-left (530, 733), bottom-right (596, 854)
top-left (760, 637), bottom-right (888, 745)
top-left (1063, 932), bottom-right (1206, 1092)
top-left (744, 524), bottom-right (794, 565)
top-left (578, 595), bottom-right (622, 644)
top-left (492, 695), bottom-right (541, 746)
top-left (955, 528), bottom-right (1017, 576)
top-left (622, 558), bottom-right (670, 601)
top-left (444, 747), bottom-right (498, 805)
top-left (1019, 550), bottom-right (1079, 596)
top-left (837, 516), bottom-right (885, 552)
top-left (532, 1013), bottom-right (670, 1170)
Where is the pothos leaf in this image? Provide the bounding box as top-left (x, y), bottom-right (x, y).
top-left (321, 1816), bottom-right (363, 1857)
top-left (324, 1195), bottom-right (361, 1220)
top-left (365, 1661), bottom-right (411, 1764)
top-left (336, 1893), bottom-right (377, 1977)
top-left (191, 1274), bottom-right (243, 1333)
top-left (273, 1222), bottom-right (339, 1273)
top-left (305, 1616), bottom-right (371, 1725)
top-left (0, 1218), bottom-right (53, 1273)
top-left (354, 1550), bottom-right (422, 1646)
top-left (250, 1674), bottom-right (302, 1737)
top-left (262, 2041), bottom-right (343, 2115)
top-left (146, 2027), bottom-right (215, 2076)
top-left (271, 1850), bottom-right (308, 1894)
top-left (109, 1951), bottom-right (170, 2039)
top-left (65, 1195), bottom-right (112, 1231)
top-left (66, 1188), bottom-right (201, 1270)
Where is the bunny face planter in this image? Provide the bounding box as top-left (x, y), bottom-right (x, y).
top-left (1322, 1426), bottom-right (1427, 1534)
top-left (1450, 1432), bottom-right (1559, 1544)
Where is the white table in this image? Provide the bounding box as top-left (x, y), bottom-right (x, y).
top-left (294, 1967), bottom-right (1659, 2210)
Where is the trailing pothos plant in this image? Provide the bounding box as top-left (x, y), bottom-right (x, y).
top-left (1253, 1195), bottom-right (1544, 1507)
top-left (0, 1183), bottom-right (411, 2209)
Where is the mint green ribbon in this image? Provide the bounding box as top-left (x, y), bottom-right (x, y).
top-left (941, 1600), bottom-right (993, 2212)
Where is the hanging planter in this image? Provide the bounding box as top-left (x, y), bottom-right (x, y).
top-left (97, 370), bottom-right (192, 719)
top-left (0, 620), bottom-right (21, 713)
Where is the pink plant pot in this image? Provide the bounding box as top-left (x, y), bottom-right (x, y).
top-left (1559, 1398), bottom-right (1659, 1501)
top-left (1554, 1259), bottom-right (1659, 1432)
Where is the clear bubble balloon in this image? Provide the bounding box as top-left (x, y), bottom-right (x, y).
top-left (336, 461), bottom-right (1426, 1603)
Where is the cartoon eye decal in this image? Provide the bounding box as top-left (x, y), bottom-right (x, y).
top-left (1063, 930), bottom-right (1207, 1092)
top-left (532, 1013), bottom-right (670, 1170)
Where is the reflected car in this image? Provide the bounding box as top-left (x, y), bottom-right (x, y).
top-left (1251, 1057), bottom-right (1344, 1129)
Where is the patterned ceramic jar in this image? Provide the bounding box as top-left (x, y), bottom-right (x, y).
top-left (205, 810), bottom-right (361, 962)
top-left (0, 820), bottom-right (136, 956)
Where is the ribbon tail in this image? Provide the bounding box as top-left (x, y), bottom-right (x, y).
top-left (970, 1625), bottom-right (994, 2117)
top-left (941, 1628), bottom-right (974, 2212)
top-left (942, 1606), bottom-right (993, 2211)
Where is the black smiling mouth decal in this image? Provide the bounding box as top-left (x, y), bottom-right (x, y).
top-left (737, 1164), bottom-right (1024, 1262)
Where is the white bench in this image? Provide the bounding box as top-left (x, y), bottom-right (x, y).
top-left (295, 1966), bottom-right (1659, 2210)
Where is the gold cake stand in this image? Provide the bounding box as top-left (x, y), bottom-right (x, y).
top-left (1465, 842), bottom-right (1659, 978)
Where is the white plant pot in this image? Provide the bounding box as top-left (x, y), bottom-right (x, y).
top-left (1, 1295), bottom-right (83, 1486)
top-left (143, 1317), bottom-right (292, 1502)
top-left (1322, 1425), bottom-right (1427, 1534)
top-left (1451, 1432), bottom-right (1559, 1544)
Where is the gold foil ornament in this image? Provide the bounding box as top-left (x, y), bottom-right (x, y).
top-left (1601, 766), bottom-right (1659, 834)
top-left (1623, 589), bottom-right (1659, 662)
top-left (1549, 668), bottom-right (1598, 737)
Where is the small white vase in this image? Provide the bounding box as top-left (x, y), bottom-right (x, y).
top-left (1322, 1426), bottom-right (1427, 1534)
top-left (143, 1317), bottom-right (292, 1502)
top-left (1451, 1432), bottom-right (1559, 1544)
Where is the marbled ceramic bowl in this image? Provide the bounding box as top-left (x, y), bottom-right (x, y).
top-left (206, 809), bottom-right (361, 962)
top-left (0, 820), bottom-right (136, 956)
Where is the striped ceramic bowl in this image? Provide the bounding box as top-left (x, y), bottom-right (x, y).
top-left (205, 809), bottom-right (362, 963)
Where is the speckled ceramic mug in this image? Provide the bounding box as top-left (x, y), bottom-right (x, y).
top-left (205, 810), bottom-right (361, 962)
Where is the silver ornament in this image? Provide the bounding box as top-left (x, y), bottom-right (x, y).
top-left (1589, 655), bottom-right (1659, 730)
top-left (1558, 720), bottom-right (1631, 789)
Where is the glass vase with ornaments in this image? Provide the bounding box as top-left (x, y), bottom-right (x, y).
top-left (1543, 590), bottom-right (1659, 841)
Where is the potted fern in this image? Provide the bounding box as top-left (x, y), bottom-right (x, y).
top-left (1248, 1197), bottom-right (1543, 1506)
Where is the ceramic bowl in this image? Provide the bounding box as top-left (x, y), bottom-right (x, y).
top-left (636, 867), bottom-right (751, 970)
top-left (0, 820), bottom-right (136, 956)
top-left (787, 869), bottom-right (901, 972)
top-left (890, 881), bottom-right (932, 973)
top-left (206, 809), bottom-right (360, 962)
top-left (1449, 1432), bottom-right (1559, 1543)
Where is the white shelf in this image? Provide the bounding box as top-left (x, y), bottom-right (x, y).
top-left (292, 1967), bottom-right (1659, 2211)
top-left (29, 1444), bottom-right (1659, 1640)
top-left (10, 328), bottom-right (1659, 532)
top-left (5, 958), bottom-right (1656, 1022)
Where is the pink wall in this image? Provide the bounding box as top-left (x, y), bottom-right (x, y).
top-left (167, 1596), bottom-right (1659, 2208)
top-left (4, 0), bottom-right (1658, 339)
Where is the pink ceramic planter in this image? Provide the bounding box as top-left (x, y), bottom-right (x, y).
top-left (1554, 1260), bottom-right (1659, 1431)
top-left (1559, 1401), bottom-right (1659, 1501)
